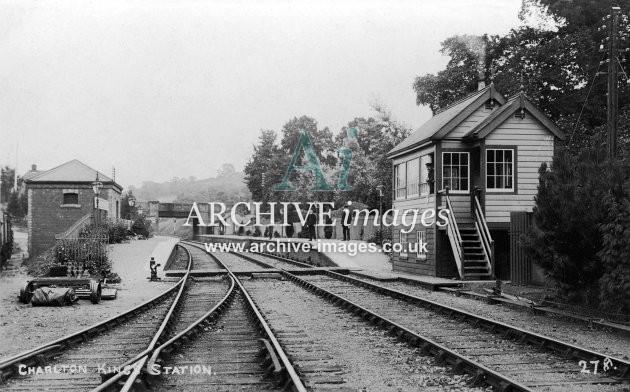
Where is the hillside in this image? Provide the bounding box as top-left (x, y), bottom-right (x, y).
top-left (130, 169), bottom-right (250, 204)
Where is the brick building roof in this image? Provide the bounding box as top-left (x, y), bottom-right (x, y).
top-left (25, 159), bottom-right (122, 191)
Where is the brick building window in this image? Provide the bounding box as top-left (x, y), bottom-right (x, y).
top-left (62, 190), bottom-right (79, 206)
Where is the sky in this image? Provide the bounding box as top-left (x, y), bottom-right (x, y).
top-left (0, 0), bottom-right (527, 189)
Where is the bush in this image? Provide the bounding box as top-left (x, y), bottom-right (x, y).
top-left (0, 223), bottom-right (13, 268)
top-left (82, 220), bottom-right (129, 244)
top-left (108, 221), bottom-right (128, 244)
top-left (324, 226), bottom-right (333, 239)
top-left (523, 151), bottom-right (630, 305)
top-left (598, 195), bottom-right (630, 313)
top-left (274, 230), bottom-right (280, 238)
top-left (253, 227), bottom-right (262, 237)
top-left (237, 226), bottom-right (244, 236)
top-left (132, 216), bottom-right (151, 238)
top-left (26, 248), bottom-right (56, 276)
top-left (367, 226), bottom-right (392, 246)
top-left (55, 238), bottom-right (110, 277)
top-left (245, 229), bottom-right (252, 236)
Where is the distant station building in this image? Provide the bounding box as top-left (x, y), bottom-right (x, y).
top-left (24, 159), bottom-right (123, 257)
top-left (387, 84), bottom-right (564, 283)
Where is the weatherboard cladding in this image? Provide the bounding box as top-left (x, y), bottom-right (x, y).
top-left (387, 87), bottom-right (491, 156)
top-left (389, 85), bottom-right (565, 276)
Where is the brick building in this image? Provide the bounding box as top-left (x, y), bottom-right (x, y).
top-left (24, 159), bottom-right (123, 257)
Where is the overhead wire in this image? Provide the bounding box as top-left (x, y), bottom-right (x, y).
top-left (568, 52), bottom-right (608, 146)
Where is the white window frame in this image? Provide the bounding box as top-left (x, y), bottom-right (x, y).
top-left (406, 158), bottom-right (420, 198)
top-left (442, 152), bottom-right (470, 193)
top-left (419, 155), bottom-right (431, 196)
top-left (486, 148), bottom-right (515, 192)
top-left (416, 230), bottom-right (427, 260)
top-left (394, 162), bottom-right (407, 200)
top-left (399, 231), bottom-right (408, 257)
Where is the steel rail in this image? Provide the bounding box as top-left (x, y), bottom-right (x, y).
top-left (0, 244), bottom-right (190, 384)
top-left (141, 275), bottom-right (237, 387)
top-left (219, 248), bottom-right (530, 391)
top-left (229, 248), bottom-right (630, 389)
top-left (90, 244), bottom-right (195, 392)
top-left (236, 248), bottom-right (315, 269)
top-left (183, 241), bottom-right (307, 392)
top-left (321, 269), bottom-right (630, 380)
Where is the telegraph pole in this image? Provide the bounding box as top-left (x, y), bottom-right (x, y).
top-left (608, 6), bottom-right (621, 160)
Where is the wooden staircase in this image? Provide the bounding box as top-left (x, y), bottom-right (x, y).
top-left (439, 187), bottom-right (494, 280)
top-left (459, 225), bottom-right (492, 279)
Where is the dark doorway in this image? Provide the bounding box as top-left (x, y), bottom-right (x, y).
top-left (491, 229), bottom-right (510, 280)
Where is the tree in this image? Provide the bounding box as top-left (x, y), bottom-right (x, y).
top-left (279, 116), bottom-right (336, 167)
top-left (598, 194), bottom-right (630, 313)
top-left (413, 35), bottom-right (489, 113)
top-left (120, 190), bottom-right (135, 220)
top-left (522, 150), bottom-right (630, 304)
top-left (522, 0), bottom-right (630, 34)
top-left (244, 130), bottom-right (282, 203)
top-left (7, 191), bottom-right (26, 219)
top-left (412, 0), bottom-right (630, 152)
top-left (0, 166), bottom-right (15, 204)
top-left (333, 104), bottom-right (411, 210)
top-left (217, 163), bottom-right (236, 178)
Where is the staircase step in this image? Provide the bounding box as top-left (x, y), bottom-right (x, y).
top-left (464, 267), bottom-right (489, 272)
top-left (464, 272), bottom-right (492, 279)
top-left (464, 263), bottom-right (488, 268)
top-left (464, 258), bottom-right (487, 263)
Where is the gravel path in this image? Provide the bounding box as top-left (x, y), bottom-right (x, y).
top-left (351, 275), bottom-right (630, 359)
top-left (243, 277), bottom-right (488, 392)
top-left (0, 237), bottom-right (176, 359)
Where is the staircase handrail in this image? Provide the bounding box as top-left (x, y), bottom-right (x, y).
top-left (438, 187), bottom-right (464, 278)
top-left (474, 195), bottom-right (495, 277)
top-left (55, 213), bottom-right (93, 240)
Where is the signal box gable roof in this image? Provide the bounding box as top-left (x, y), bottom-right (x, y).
top-left (463, 92), bottom-right (565, 141)
top-left (387, 85), bottom-right (506, 158)
top-left (25, 159), bottom-right (122, 191)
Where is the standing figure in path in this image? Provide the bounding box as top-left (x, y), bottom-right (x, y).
top-left (306, 207), bottom-right (318, 241)
top-left (342, 204), bottom-right (351, 241)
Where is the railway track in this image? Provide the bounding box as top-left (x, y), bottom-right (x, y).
top-left (118, 241), bottom-right (307, 392)
top-left (222, 248), bottom-right (630, 392)
top-left (0, 244), bottom-right (195, 391)
top-left (182, 245), bottom-right (224, 271)
top-left (200, 247), bottom-right (489, 390)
